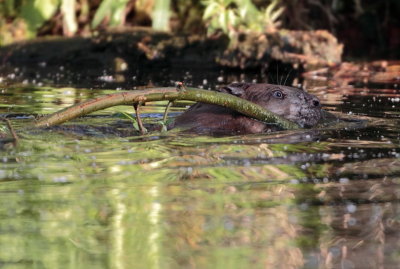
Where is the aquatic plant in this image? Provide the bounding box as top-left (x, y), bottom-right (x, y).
top-left (202, 0), bottom-right (284, 37)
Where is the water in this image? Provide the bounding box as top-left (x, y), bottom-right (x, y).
top-left (0, 64), bottom-right (400, 269)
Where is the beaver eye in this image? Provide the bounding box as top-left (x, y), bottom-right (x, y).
top-left (272, 90), bottom-right (284, 99)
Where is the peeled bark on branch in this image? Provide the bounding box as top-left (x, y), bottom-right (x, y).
top-left (35, 87), bottom-right (299, 130)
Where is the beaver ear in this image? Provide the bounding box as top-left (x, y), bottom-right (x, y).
top-left (219, 83), bottom-right (251, 97)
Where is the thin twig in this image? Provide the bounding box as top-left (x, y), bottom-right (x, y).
top-left (133, 102), bottom-right (147, 135)
top-left (1, 117), bottom-right (19, 146)
top-left (176, 81), bottom-right (187, 92)
top-left (162, 101), bottom-right (174, 122)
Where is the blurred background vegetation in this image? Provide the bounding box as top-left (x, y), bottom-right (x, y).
top-left (0, 0), bottom-right (399, 58)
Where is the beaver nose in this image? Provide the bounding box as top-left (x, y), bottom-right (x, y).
top-left (312, 98), bottom-right (320, 107)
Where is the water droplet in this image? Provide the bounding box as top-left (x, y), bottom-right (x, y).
top-left (346, 203), bottom-right (357, 213)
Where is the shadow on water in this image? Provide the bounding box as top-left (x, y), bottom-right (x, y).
top-left (0, 61), bottom-right (400, 268)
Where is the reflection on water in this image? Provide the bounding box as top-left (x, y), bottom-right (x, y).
top-left (0, 66), bottom-right (400, 268)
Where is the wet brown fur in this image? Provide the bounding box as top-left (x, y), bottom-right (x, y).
top-left (170, 83), bottom-right (322, 135)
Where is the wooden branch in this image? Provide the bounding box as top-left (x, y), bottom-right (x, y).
top-left (34, 87), bottom-right (299, 130)
top-left (133, 102), bottom-right (147, 135)
top-left (1, 117), bottom-right (19, 146)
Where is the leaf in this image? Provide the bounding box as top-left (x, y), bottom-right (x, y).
top-left (91, 0), bottom-right (113, 28)
top-left (110, 0), bottom-right (130, 26)
top-left (119, 112), bottom-right (139, 131)
top-left (270, 6), bottom-right (285, 23)
top-left (156, 120), bottom-right (168, 132)
top-left (61, 0), bottom-right (77, 35)
top-left (219, 11), bottom-right (227, 33)
top-left (238, 4), bottom-right (248, 19)
top-left (265, 0), bottom-right (278, 16)
top-left (239, 0), bottom-right (258, 19)
top-left (35, 0), bottom-right (59, 19)
top-left (223, 0), bottom-right (233, 5)
top-left (20, 0), bottom-right (59, 35)
top-left (263, 0), bottom-right (284, 29)
top-left (227, 9), bottom-right (237, 28)
top-left (152, 0), bottom-right (171, 31)
top-left (3, 0), bottom-right (18, 16)
top-left (203, 2), bottom-right (219, 20)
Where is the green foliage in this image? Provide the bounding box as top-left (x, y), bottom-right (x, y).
top-left (202, 0), bottom-right (284, 36)
top-left (263, 0), bottom-right (284, 30)
top-left (0, 0), bottom-right (399, 55)
top-left (117, 112), bottom-right (140, 131)
top-left (20, 0), bottom-right (59, 36)
top-left (152, 0), bottom-right (171, 31)
top-left (1, 0), bottom-right (284, 44)
top-left (0, 123), bottom-right (8, 134)
top-left (171, 0), bottom-right (204, 32)
top-left (0, 0), bottom-right (76, 44)
top-left (202, 0), bottom-right (237, 34)
top-left (0, 0), bottom-right (17, 17)
top-left (61, 0), bottom-right (77, 35)
top-left (91, 0), bottom-right (130, 28)
top-left (0, 0), bottom-right (174, 44)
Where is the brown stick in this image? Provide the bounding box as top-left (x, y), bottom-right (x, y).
top-left (1, 118), bottom-right (19, 146)
top-left (162, 101), bottom-right (173, 122)
top-left (34, 87), bottom-right (299, 129)
top-left (133, 102), bottom-right (147, 135)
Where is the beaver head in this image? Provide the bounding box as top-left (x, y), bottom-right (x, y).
top-left (222, 83), bottom-right (322, 128)
top-left (171, 83), bottom-right (322, 134)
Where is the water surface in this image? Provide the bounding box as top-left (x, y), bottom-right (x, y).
top-left (1, 65), bottom-right (400, 269)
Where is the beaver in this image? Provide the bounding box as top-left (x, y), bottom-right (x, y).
top-left (170, 83), bottom-right (322, 135)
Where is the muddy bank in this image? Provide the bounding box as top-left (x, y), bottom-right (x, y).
top-left (0, 28), bottom-right (342, 87)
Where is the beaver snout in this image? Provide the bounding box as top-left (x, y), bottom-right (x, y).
top-left (299, 93), bottom-right (321, 108)
top-left (311, 98), bottom-right (320, 107)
